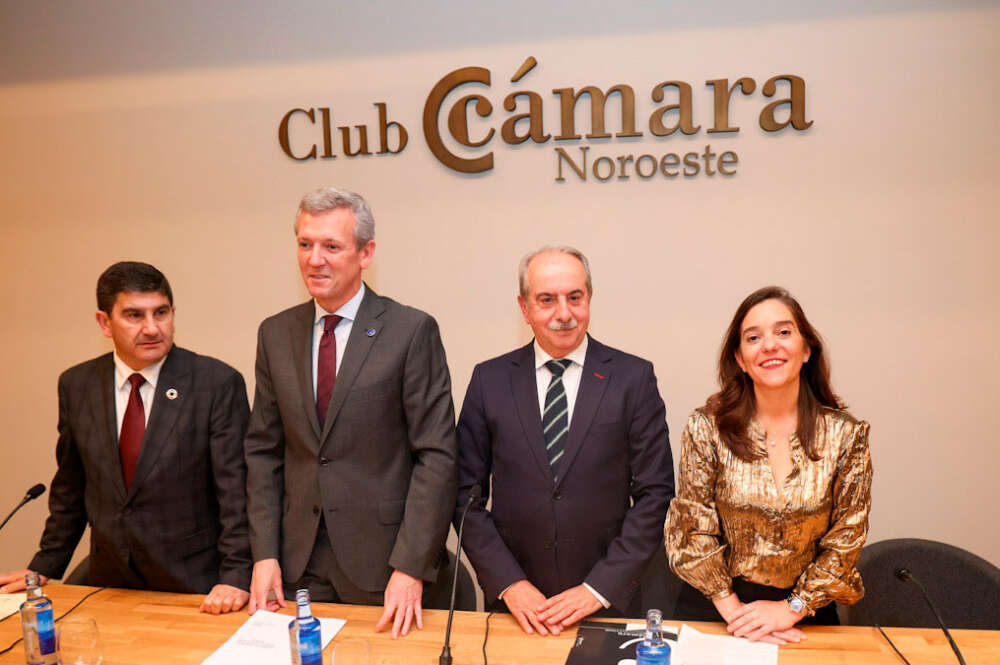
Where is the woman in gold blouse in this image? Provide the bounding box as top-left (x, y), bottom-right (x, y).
top-left (665, 286), bottom-right (872, 644)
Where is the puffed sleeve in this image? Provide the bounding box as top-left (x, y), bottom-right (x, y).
top-left (792, 419), bottom-right (873, 612)
top-left (665, 410), bottom-right (732, 599)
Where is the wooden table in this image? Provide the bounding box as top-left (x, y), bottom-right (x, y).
top-left (2, 585), bottom-right (999, 664)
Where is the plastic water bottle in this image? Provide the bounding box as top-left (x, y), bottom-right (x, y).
top-left (636, 608), bottom-right (671, 665)
top-left (19, 572), bottom-right (59, 665)
top-left (288, 588), bottom-right (323, 665)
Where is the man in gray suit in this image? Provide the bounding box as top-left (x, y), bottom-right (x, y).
top-left (245, 187), bottom-right (457, 638)
top-left (0, 262), bottom-right (252, 614)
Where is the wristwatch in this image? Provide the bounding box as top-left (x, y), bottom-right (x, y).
top-left (786, 595), bottom-right (806, 614)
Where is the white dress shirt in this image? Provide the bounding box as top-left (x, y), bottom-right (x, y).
top-left (532, 336), bottom-right (588, 424)
top-left (500, 335), bottom-right (610, 609)
top-left (311, 282), bottom-right (366, 399)
top-left (112, 352), bottom-right (165, 436)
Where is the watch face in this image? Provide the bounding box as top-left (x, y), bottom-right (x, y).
top-left (788, 597), bottom-right (805, 613)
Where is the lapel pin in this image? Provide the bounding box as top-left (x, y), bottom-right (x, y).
top-left (366, 328), bottom-right (376, 337)
top-left (165, 388), bottom-right (179, 400)
top-left (593, 372), bottom-right (605, 380)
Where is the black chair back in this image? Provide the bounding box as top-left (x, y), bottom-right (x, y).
top-left (844, 538), bottom-right (1000, 629)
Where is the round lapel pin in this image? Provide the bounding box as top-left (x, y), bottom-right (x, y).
top-left (366, 328), bottom-right (376, 337)
top-left (165, 388), bottom-right (179, 400)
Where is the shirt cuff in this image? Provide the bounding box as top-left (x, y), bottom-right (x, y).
top-left (497, 581), bottom-right (519, 600)
top-left (583, 583), bottom-right (611, 609)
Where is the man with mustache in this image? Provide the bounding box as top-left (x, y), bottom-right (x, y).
top-left (455, 246), bottom-right (674, 634)
top-left (0, 262), bottom-right (252, 614)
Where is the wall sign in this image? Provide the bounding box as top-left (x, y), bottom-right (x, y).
top-left (277, 57), bottom-right (812, 183)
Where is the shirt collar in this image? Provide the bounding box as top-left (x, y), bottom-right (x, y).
top-left (533, 334), bottom-right (589, 371)
top-left (113, 351), bottom-right (167, 391)
top-left (314, 282), bottom-right (366, 326)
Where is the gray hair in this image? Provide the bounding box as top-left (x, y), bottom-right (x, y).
top-left (518, 245), bottom-right (593, 298)
top-left (295, 186), bottom-right (375, 249)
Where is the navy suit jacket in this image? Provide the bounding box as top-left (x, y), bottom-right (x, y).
top-left (455, 336), bottom-right (674, 612)
top-left (29, 346), bottom-right (252, 593)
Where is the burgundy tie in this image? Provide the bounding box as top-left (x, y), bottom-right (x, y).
top-left (316, 314), bottom-right (342, 428)
top-left (119, 373), bottom-right (146, 488)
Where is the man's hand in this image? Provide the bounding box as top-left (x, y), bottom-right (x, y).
top-left (0, 569), bottom-right (47, 594)
top-left (200, 584), bottom-right (251, 615)
top-left (726, 600), bottom-right (805, 642)
top-left (535, 584), bottom-right (602, 633)
top-left (247, 559), bottom-right (286, 614)
top-left (501, 579), bottom-right (551, 636)
top-left (375, 570), bottom-right (424, 639)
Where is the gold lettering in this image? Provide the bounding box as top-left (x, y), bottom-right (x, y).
top-left (660, 153), bottom-right (680, 177)
top-left (593, 156), bottom-right (615, 181)
top-left (649, 81), bottom-right (700, 136)
top-left (718, 151), bottom-right (738, 175)
top-left (759, 75), bottom-right (813, 131)
top-left (682, 152), bottom-right (700, 176)
top-left (375, 103), bottom-right (408, 154)
top-left (502, 91), bottom-right (550, 145)
top-left (423, 66), bottom-right (495, 174)
top-left (339, 125), bottom-right (371, 156)
top-left (635, 154), bottom-right (657, 178)
top-left (319, 108), bottom-right (334, 159)
top-left (706, 78), bottom-right (756, 133)
top-left (447, 95), bottom-right (495, 147)
top-left (555, 146), bottom-right (588, 182)
top-left (278, 108), bottom-right (318, 161)
top-left (553, 85), bottom-right (641, 140)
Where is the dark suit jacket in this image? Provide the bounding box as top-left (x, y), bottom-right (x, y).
top-left (29, 346), bottom-right (252, 593)
top-left (455, 336), bottom-right (674, 612)
top-left (244, 286), bottom-right (457, 592)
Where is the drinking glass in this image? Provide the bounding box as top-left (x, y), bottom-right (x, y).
top-left (57, 617), bottom-right (103, 665)
top-left (332, 637), bottom-right (372, 665)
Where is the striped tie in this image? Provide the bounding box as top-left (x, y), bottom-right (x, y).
top-left (542, 359), bottom-right (572, 477)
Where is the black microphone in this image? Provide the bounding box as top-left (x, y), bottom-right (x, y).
top-left (440, 484), bottom-right (482, 665)
top-left (0, 484), bottom-right (46, 532)
top-left (895, 568), bottom-right (966, 665)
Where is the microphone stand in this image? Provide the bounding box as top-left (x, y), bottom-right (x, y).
top-left (895, 568), bottom-right (966, 665)
top-left (0, 485), bottom-right (46, 533)
top-left (440, 485), bottom-right (481, 665)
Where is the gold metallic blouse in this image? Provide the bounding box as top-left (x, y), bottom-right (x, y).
top-left (665, 407), bottom-right (872, 613)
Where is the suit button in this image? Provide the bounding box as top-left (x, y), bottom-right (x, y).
top-left (544, 540), bottom-right (553, 550)
top-left (320, 457), bottom-right (330, 467)
top-left (552, 490), bottom-right (563, 500)
top-left (312, 505), bottom-right (320, 515)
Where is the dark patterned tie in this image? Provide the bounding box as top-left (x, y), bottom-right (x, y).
top-left (316, 314), bottom-right (342, 428)
top-left (119, 373), bottom-right (146, 488)
top-left (542, 359), bottom-right (573, 477)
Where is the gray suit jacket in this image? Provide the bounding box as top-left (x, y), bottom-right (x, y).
top-left (245, 286), bottom-right (457, 592)
top-left (29, 346), bottom-right (252, 593)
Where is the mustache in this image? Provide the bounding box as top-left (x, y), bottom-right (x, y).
top-left (547, 318), bottom-right (578, 331)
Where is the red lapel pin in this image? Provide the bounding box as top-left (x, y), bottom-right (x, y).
top-left (593, 372), bottom-right (605, 379)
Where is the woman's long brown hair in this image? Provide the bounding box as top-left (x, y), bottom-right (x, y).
top-left (707, 286), bottom-right (843, 461)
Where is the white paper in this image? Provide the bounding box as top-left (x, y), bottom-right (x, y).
top-left (201, 610), bottom-right (345, 665)
top-left (0, 593), bottom-right (26, 621)
top-left (671, 623), bottom-right (778, 665)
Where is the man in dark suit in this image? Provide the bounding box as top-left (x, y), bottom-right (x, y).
top-left (455, 246), bottom-right (674, 635)
top-left (0, 262), bottom-right (252, 614)
top-left (245, 187), bottom-right (457, 639)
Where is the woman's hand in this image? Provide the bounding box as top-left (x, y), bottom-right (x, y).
top-left (726, 600), bottom-right (806, 642)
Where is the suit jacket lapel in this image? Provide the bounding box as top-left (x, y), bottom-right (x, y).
top-left (510, 343), bottom-right (554, 482)
top-left (91, 355), bottom-right (127, 503)
top-left (288, 302), bottom-right (322, 441)
top-left (556, 336), bottom-right (612, 489)
top-left (128, 346), bottom-right (189, 498)
top-left (320, 287), bottom-right (385, 441)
